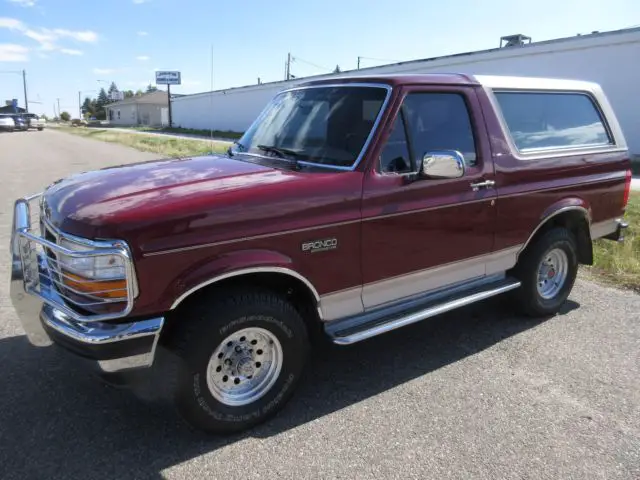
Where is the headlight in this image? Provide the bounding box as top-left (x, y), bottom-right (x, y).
top-left (58, 238), bottom-right (126, 279)
top-left (57, 237), bottom-right (128, 300)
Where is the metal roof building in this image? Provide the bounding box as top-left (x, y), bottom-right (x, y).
top-left (171, 26), bottom-right (640, 157)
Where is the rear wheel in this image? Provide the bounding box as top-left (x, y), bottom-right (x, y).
top-left (169, 289), bottom-right (310, 434)
top-left (513, 227), bottom-right (579, 317)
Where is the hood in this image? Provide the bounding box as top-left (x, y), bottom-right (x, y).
top-left (43, 154), bottom-right (302, 238)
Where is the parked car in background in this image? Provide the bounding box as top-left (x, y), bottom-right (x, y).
top-left (9, 73), bottom-right (632, 434)
top-left (10, 114), bottom-right (28, 131)
top-left (24, 113), bottom-right (46, 131)
top-left (0, 114), bottom-right (15, 132)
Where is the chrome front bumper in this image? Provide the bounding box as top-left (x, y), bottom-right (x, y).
top-left (10, 196), bottom-right (164, 373)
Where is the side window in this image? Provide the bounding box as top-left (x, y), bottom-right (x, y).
top-left (494, 91), bottom-right (612, 151)
top-left (380, 113), bottom-right (412, 173)
top-left (403, 93), bottom-right (478, 166)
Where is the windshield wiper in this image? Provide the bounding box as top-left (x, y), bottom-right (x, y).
top-left (256, 144), bottom-right (300, 158)
top-left (227, 140), bottom-right (247, 157)
top-left (256, 145), bottom-right (302, 169)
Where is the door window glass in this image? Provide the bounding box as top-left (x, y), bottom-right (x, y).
top-left (380, 113), bottom-right (412, 173)
top-left (403, 93), bottom-right (477, 166)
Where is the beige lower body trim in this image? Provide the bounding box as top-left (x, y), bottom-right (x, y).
top-left (590, 218), bottom-right (619, 240)
top-left (319, 246), bottom-right (522, 321)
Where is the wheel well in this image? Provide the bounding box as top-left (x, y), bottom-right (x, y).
top-left (522, 210), bottom-right (593, 265)
top-left (167, 272), bottom-right (322, 337)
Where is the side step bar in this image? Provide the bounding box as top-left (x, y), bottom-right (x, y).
top-left (326, 278), bottom-right (521, 345)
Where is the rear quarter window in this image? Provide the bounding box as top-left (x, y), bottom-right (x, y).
top-left (493, 91), bottom-right (613, 152)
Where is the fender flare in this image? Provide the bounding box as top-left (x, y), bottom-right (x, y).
top-left (518, 203), bottom-right (591, 258)
top-left (168, 250), bottom-right (320, 311)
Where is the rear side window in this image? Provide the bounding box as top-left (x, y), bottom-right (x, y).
top-left (494, 91), bottom-right (612, 152)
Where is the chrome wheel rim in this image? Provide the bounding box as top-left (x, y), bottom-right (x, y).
top-left (537, 248), bottom-right (569, 300)
top-left (206, 327), bottom-right (283, 407)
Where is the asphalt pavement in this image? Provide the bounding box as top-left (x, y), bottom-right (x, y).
top-left (0, 129), bottom-right (638, 480)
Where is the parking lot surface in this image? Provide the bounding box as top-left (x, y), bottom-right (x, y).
top-left (1, 129), bottom-right (639, 480)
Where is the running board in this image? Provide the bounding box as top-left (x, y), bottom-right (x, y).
top-left (326, 278), bottom-right (521, 345)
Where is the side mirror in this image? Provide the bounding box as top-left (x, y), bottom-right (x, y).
top-left (421, 150), bottom-right (466, 179)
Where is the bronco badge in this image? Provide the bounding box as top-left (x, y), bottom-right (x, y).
top-left (301, 238), bottom-right (338, 253)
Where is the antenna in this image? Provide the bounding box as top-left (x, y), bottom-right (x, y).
top-left (209, 43), bottom-right (214, 153)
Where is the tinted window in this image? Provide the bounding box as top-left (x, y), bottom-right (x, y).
top-left (494, 92), bottom-right (612, 151)
top-left (403, 93), bottom-right (477, 166)
top-left (236, 86), bottom-right (387, 168)
top-left (380, 114), bottom-right (412, 173)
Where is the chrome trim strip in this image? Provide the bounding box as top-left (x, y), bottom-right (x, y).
top-left (331, 280), bottom-right (521, 345)
top-left (318, 246), bottom-right (522, 320)
top-left (590, 218), bottom-right (620, 239)
top-left (361, 197), bottom-right (490, 222)
top-left (361, 246), bottom-right (521, 310)
top-left (518, 206), bottom-right (590, 257)
top-left (169, 267), bottom-right (322, 312)
top-left (143, 218), bottom-right (361, 257)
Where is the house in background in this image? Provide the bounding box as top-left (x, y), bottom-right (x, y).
top-left (105, 90), bottom-right (169, 126)
top-left (0, 105), bottom-right (26, 114)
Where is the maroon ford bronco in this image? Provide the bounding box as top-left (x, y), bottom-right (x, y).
top-left (11, 74), bottom-right (632, 433)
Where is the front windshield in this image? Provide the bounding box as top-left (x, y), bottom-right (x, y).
top-left (234, 85), bottom-right (388, 169)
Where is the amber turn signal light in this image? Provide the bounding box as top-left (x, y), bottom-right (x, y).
top-left (62, 271), bottom-right (127, 299)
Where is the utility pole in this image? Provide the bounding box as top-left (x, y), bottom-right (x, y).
top-left (357, 56), bottom-right (361, 70)
top-left (286, 52), bottom-right (291, 81)
top-left (22, 69), bottom-right (29, 113)
top-left (53, 102), bottom-right (56, 118)
top-left (78, 91), bottom-right (81, 119)
top-left (57, 98), bottom-right (61, 118)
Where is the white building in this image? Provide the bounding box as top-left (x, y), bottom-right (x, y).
top-left (105, 91), bottom-right (169, 127)
top-left (172, 27), bottom-right (640, 156)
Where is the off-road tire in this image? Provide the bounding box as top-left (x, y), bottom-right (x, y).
top-left (512, 227), bottom-right (579, 317)
top-left (169, 288), bottom-right (310, 434)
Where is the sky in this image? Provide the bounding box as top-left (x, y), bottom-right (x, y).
top-left (0, 0), bottom-right (639, 117)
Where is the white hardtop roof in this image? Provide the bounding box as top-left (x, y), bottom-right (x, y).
top-left (474, 74), bottom-right (601, 93)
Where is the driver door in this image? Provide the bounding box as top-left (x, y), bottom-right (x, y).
top-left (360, 85), bottom-right (498, 309)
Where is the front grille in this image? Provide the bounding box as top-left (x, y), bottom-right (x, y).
top-left (14, 195), bottom-right (136, 323)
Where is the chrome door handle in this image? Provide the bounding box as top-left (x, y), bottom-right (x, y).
top-left (470, 179), bottom-right (495, 191)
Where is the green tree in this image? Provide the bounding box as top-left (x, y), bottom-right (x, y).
top-left (124, 90), bottom-right (134, 98)
top-left (135, 89), bottom-right (144, 96)
top-left (94, 88), bottom-right (109, 119)
top-left (81, 97), bottom-right (92, 116)
top-left (145, 84), bottom-right (158, 93)
top-left (60, 111), bottom-right (71, 122)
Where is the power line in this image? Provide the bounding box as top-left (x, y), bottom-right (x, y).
top-left (291, 55), bottom-right (331, 72)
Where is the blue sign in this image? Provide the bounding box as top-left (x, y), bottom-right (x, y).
top-left (11, 99), bottom-right (17, 112)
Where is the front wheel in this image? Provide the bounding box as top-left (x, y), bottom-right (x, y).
top-left (513, 227), bottom-right (579, 317)
top-left (169, 289), bottom-right (310, 434)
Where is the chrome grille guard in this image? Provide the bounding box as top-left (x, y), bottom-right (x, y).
top-left (11, 195), bottom-right (137, 323)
